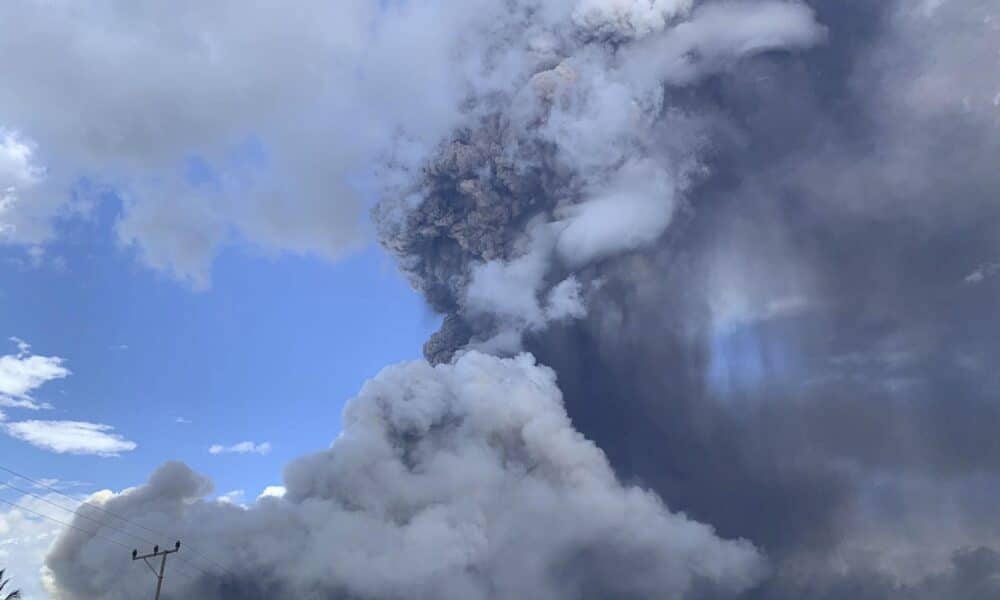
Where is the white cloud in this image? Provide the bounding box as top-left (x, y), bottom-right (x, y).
top-left (208, 441), bottom-right (271, 456)
top-left (257, 486), bottom-right (286, 501)
top-left (216, 490), bottom-right (246, 506)
top-left (964, 261), bottom-right (1000, 284)
top-left (0, 0), bottom-right (489, 285)
top-left (0, 129), bottom-right (50, 246)
top-left (0, 339), bottom-right (139, 459)
top-left (4, 420), bottom-right (137, 456)
top-left (0, 337), bottom-right (68, 410)
top-left (174, 417), bottom-right (192, 424)
top-left (0, 493), bottom-right (81, 600)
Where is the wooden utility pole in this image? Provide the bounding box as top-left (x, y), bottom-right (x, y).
top-left (132, 541), bottom-right (181, 600)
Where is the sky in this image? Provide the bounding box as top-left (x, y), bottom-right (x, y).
top-left (0, 191), bottom-right (438, 469)
top-left (0, 192), bottom-right (436, 597)
top-left (2, 0), bottom-right (1000, 599)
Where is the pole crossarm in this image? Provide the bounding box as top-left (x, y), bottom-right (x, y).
top-left (133, 546), bottom-right (180, 561)
top-left (131, 541), bottom-right (181, 600)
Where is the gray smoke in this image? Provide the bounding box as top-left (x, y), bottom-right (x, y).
top-left (46, 353), bottom-right (764, 599)
top-left (374, 0), bottom-right (824, 362)
top-left (45, 0), bottom-right (1000, 598)
top-left (378, 0), bottom-right (1000, 596)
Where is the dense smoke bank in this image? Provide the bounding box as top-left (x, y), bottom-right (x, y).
top-left (46, 0), bottom-right (1000, 598)
top-left (46, 353), bottom-right (765, 599)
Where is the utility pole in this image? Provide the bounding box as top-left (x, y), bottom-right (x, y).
top-left (132, 541), bottom-right (181, 600)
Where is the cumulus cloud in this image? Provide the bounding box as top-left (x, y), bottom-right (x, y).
top-left (4, 420), bottom-right (137, 456)
top-left (48, 352), bottom-right (764, 599)
top-left (0, 337), bottom-right (68, 410)
top-left (0, 129), bottom-right (50, 246)
top-left (0, 0), bottom-right (480, 282)
top-left (0, 493), bottom-right (80, 600)
top-left (216, 490), bottom-right (246, 506)
top-left (208, 441), bottom-right (271, 456)
top-left (256, 486), bottom-right (286, 501)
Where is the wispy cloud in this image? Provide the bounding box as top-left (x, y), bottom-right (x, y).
top-left (0, 338), bottom-right (138, 457)
top-left (174, 416), bottom-right (192, 424)
top-left (208, 441), bottom-right (271, 456)
top-left (4, 420), bottom-right (137, 456)
top-left (711, 294), bottom-right (813, 334)
top-left (964, 261), bottom-right (1000, 284)
top-left (27, 477), bottom-right (91, 491)
top-left (0, 337), bottom-right (68, 410)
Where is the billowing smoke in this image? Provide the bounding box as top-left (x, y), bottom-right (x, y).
top-left (374, 0), bottom-right (824, 362)
top-left (46, 0), bottom-right (1000, 598)
top-left (46, 353), bottom-right (765, 599)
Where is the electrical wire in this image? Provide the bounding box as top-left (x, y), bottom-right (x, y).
top-left (0, 464), bottom-right (234, 579)
top-left (0, 494), bottom-right (206, 583)
top-left (0, 495), bottom-right (131, 550)
top-left (0, 480), bottom-right (160, 547)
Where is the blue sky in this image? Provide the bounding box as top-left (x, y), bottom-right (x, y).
top-left (0, 196), bottom-right (437, 501)
top-left (0, 3), bottom-right (470, 593)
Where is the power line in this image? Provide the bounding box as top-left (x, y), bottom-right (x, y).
top-left (0, 495), bottom-right (132, 551)
top-left (0, 495), bottom-right (204, 584)
top-left (0, 484), bottom-right (212, 579)
top-left (0, 465), bottom-right (236, 578)
top-left (0, 481), bottom-right (214, 580)
top-left (0, 480), bottom-right (160, 547)
top-left (0, 464), bottom-right (234, 579)
top-left (0, 464), bottom-right (168, 536)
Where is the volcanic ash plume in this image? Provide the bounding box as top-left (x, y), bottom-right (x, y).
top-left (374, 0), bottom-right (824, 363)
top-left (45, 0), bottom-right (1000, 598)
top-left (45, 352), bottom-right (765, 599)
top-left (45, 1), bottom-right (825, 598)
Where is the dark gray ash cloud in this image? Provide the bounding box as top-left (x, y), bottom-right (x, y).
top-left (43, 0), bottom-right (1000, 598)
top-left (378, 0), bottom-right (1000, 595)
